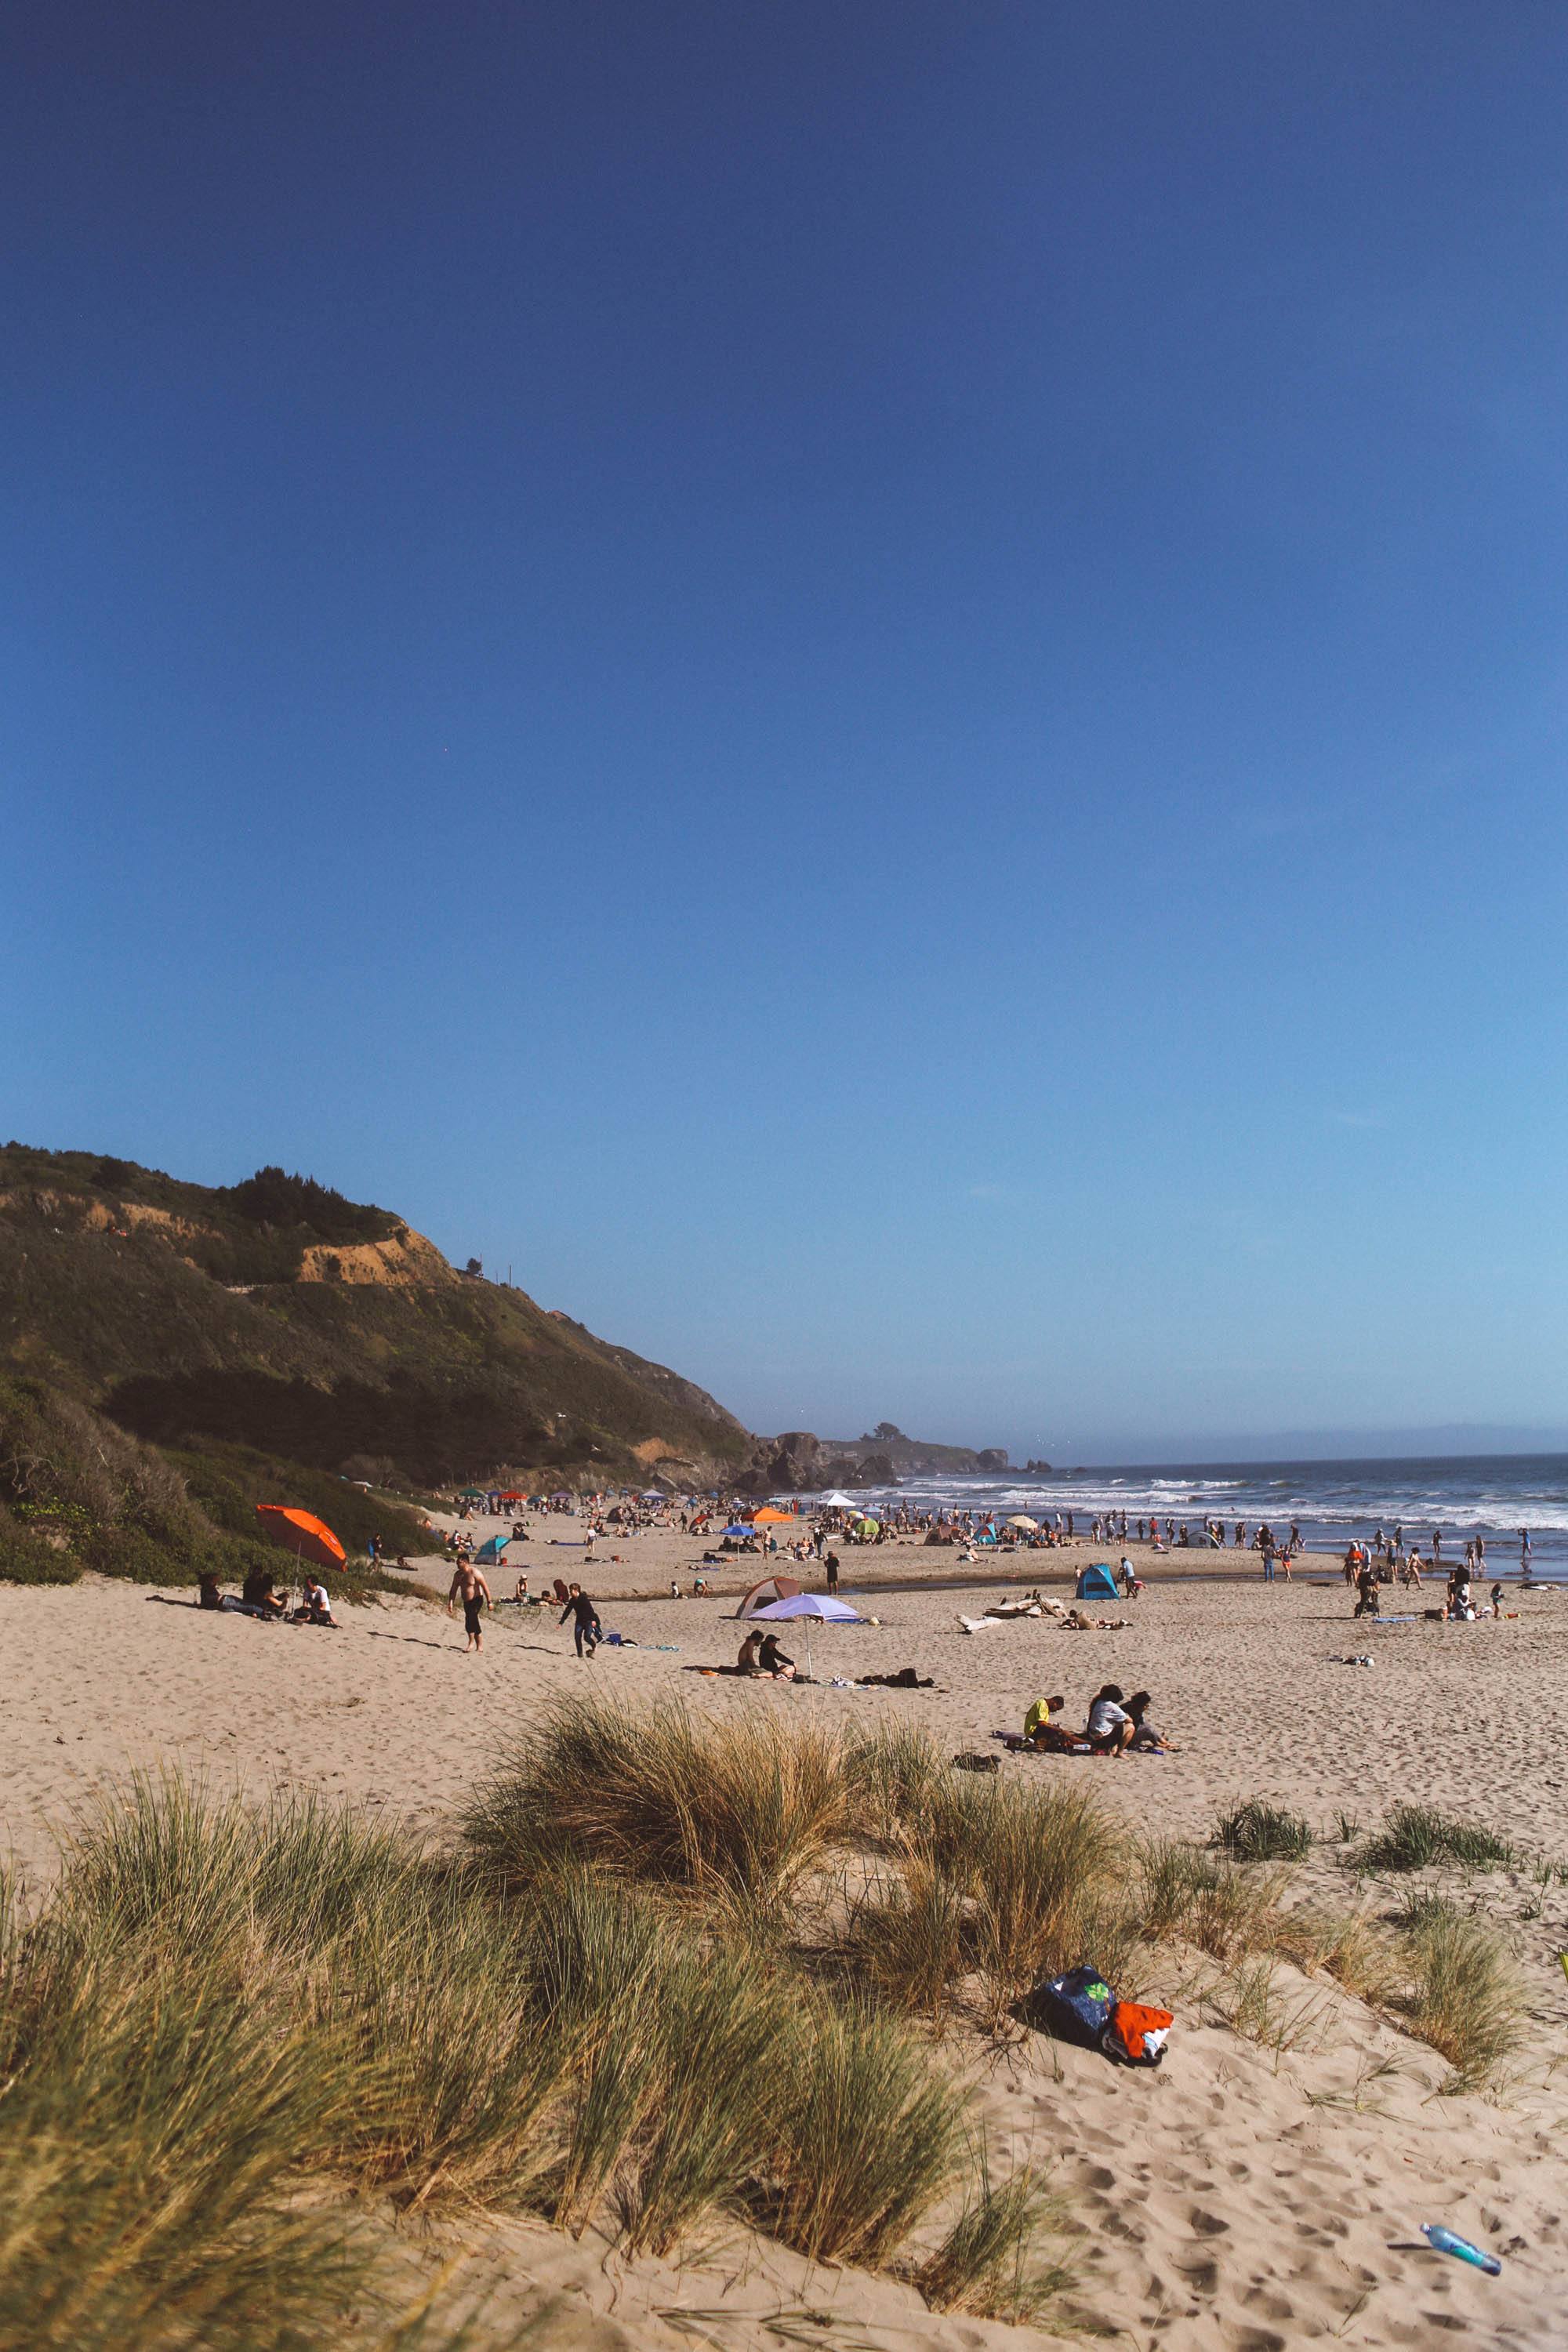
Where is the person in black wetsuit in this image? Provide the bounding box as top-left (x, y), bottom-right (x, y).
top-left (559, 1582), bottom-right (601, 1659)
top-left (757, 1632), bottom-right (795, 1679)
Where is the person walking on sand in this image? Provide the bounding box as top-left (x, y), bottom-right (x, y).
top-left (448, 1558), bottom-right (492, 1652)
top-left (559, 1581), bottom-right (602, 1660)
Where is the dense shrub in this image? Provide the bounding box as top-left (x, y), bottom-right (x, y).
top-left (167, 1441), bottom-right (433, 1561)
top-left (0, 1526), bottom-right (81, 1586)
top-left (218, 1167), bottom-right (402, 1247)
top-left (78, 1526), bottom-right (195, 1585)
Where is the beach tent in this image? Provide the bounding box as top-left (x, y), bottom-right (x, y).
top-left (750, 1589), bottom-right (862, 1677)
top-left (753, 1506), bottom-right (794, 1525)
top-left (735, 1573), bottom-right (803, 1617)
top-left (1076, 1563), bottom-right (1120, 1600)
top-left (474, 1534), bottom-right (516, 1565)
top-left (256, 1505), bottom-right (347, 1573)
top-left (818, 1490), bottom-right (858, 1510)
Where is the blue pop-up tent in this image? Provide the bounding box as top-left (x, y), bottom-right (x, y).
top-left (474, 1534), bottom-right (517, 1566)
top-left (1076, 1562), bottom-right (1120, 1600)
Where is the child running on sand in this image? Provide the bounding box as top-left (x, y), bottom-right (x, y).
top-left (559, 1582), bottom-right (601, 1659)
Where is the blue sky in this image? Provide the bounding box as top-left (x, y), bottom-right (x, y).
top-left (5, 2), bottom-right (1566, 1459)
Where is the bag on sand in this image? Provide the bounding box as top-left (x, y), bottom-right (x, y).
top-left (1032, 1968), bottom-right (1174, 2067)
top-left (1102, 1998), bottom-right (1173, 2067)
top-left (1033, 1965), bottom-right (1115, 2046)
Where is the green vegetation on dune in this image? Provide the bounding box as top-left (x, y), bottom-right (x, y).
top-left (0, 1711), bottom-right (1533, 2349)
top-left (166, 1439), bottom-right (430, 1560)
top-left (0, 1142), bottom-right (750, 1491)
top-left (0, 1374), bottom-right (430, 1594)
top-left (0, 1767), bottom-right (1022, 2349)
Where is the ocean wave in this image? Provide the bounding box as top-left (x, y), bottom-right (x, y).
top-left (828, 1454), bottom-right (1568, 1561)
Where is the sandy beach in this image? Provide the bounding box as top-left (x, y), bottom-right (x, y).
top-left (2, 1530), bottom-right (1565, 2350)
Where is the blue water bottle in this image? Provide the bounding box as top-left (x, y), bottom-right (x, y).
top-left (1422, 2223), bottom-right (1501, 2276)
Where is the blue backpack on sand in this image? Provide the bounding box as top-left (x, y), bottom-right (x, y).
top-left (1033, 1965), bottom-right (1113, 2045)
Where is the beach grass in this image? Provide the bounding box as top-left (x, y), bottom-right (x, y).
top-left (914, 2153), bottom-right (1075, 2322)
top-left (1397, 1900), bottom-right (1528, 2089)
top-left (2, 1704), bottom-right (1535, 2350)
top-left (3, 1759), bottom-right (1013, 2343)
top-left (463, 1697), bottom-right (851, 1916)
top-left (1214, 1798), bottom-right (1313, 1863)
top-left (1361, 1803), bottom-right (1515, 1874)
top-left (760, 1998), bottom-right (969, 2264)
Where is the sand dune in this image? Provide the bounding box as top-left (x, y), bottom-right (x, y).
top-left (2, 1529), bottom-right (1564, 2348)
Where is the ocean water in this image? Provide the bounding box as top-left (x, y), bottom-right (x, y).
top-left (851, 1454), bottom-right (1568, 1579)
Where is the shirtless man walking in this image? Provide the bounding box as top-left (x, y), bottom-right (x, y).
top-left (447, 1558), bottom-right (492, 1652)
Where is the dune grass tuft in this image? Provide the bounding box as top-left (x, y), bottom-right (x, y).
top-left (1214, 1798), bottom-right (1312, 1863)
top-left (1397, 1900), bottom-right (1527, 2089)
top-left (1134, 1840), bottom-right (1293, 1965)
top-left (846, 1722), bottom-right (949, 1848)
top-left (463, 1697), bottom-right (851, 1916)
top-left (763, 1998), bottom-right (969, 2264)
top-left (1361, 1803), bottom-right (1515, 1874)
top-left (915, 2154), bottom-right (1075, 2321)
top-left (851, 1857), bottom-right (970, 2029)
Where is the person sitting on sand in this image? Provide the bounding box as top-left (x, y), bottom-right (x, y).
top-left (757, 1632), bottom-right (796, 1680)
top-left (198, 1570), bottom-right (224, 1611)
top-left (1022, 1693), bottom-right (1074, 1750)
top-left (292, 1574), bottom-right (337, 1627)
top-left (1353, 1559), bottom-right (1381, 1618)
top-left (1123, 1691), bottom-right (1174, 1751)
top-left (736, 1631), bottom-right (763, 1675)
top-left (241, 1564), bottom-right (287, 1620)
top-left (1085, 1684), bottom-right (1134, 1755)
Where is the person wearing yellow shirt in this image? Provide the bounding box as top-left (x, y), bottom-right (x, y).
top-left (1022, 1694), bottom-right (1069, 1748)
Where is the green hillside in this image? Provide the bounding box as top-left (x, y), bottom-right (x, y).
top-left (0, 1145), bottom-right (751, 1520)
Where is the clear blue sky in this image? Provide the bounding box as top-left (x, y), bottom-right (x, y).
top-left (5, 2), bottom-right (1566, 1460)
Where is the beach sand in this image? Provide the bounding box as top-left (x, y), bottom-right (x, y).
top-left (2, 1525), bottom-right (1565, 2349)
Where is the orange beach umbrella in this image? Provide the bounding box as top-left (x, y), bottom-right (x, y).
top-left (255, 1505), bottom-right (347, 1573)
